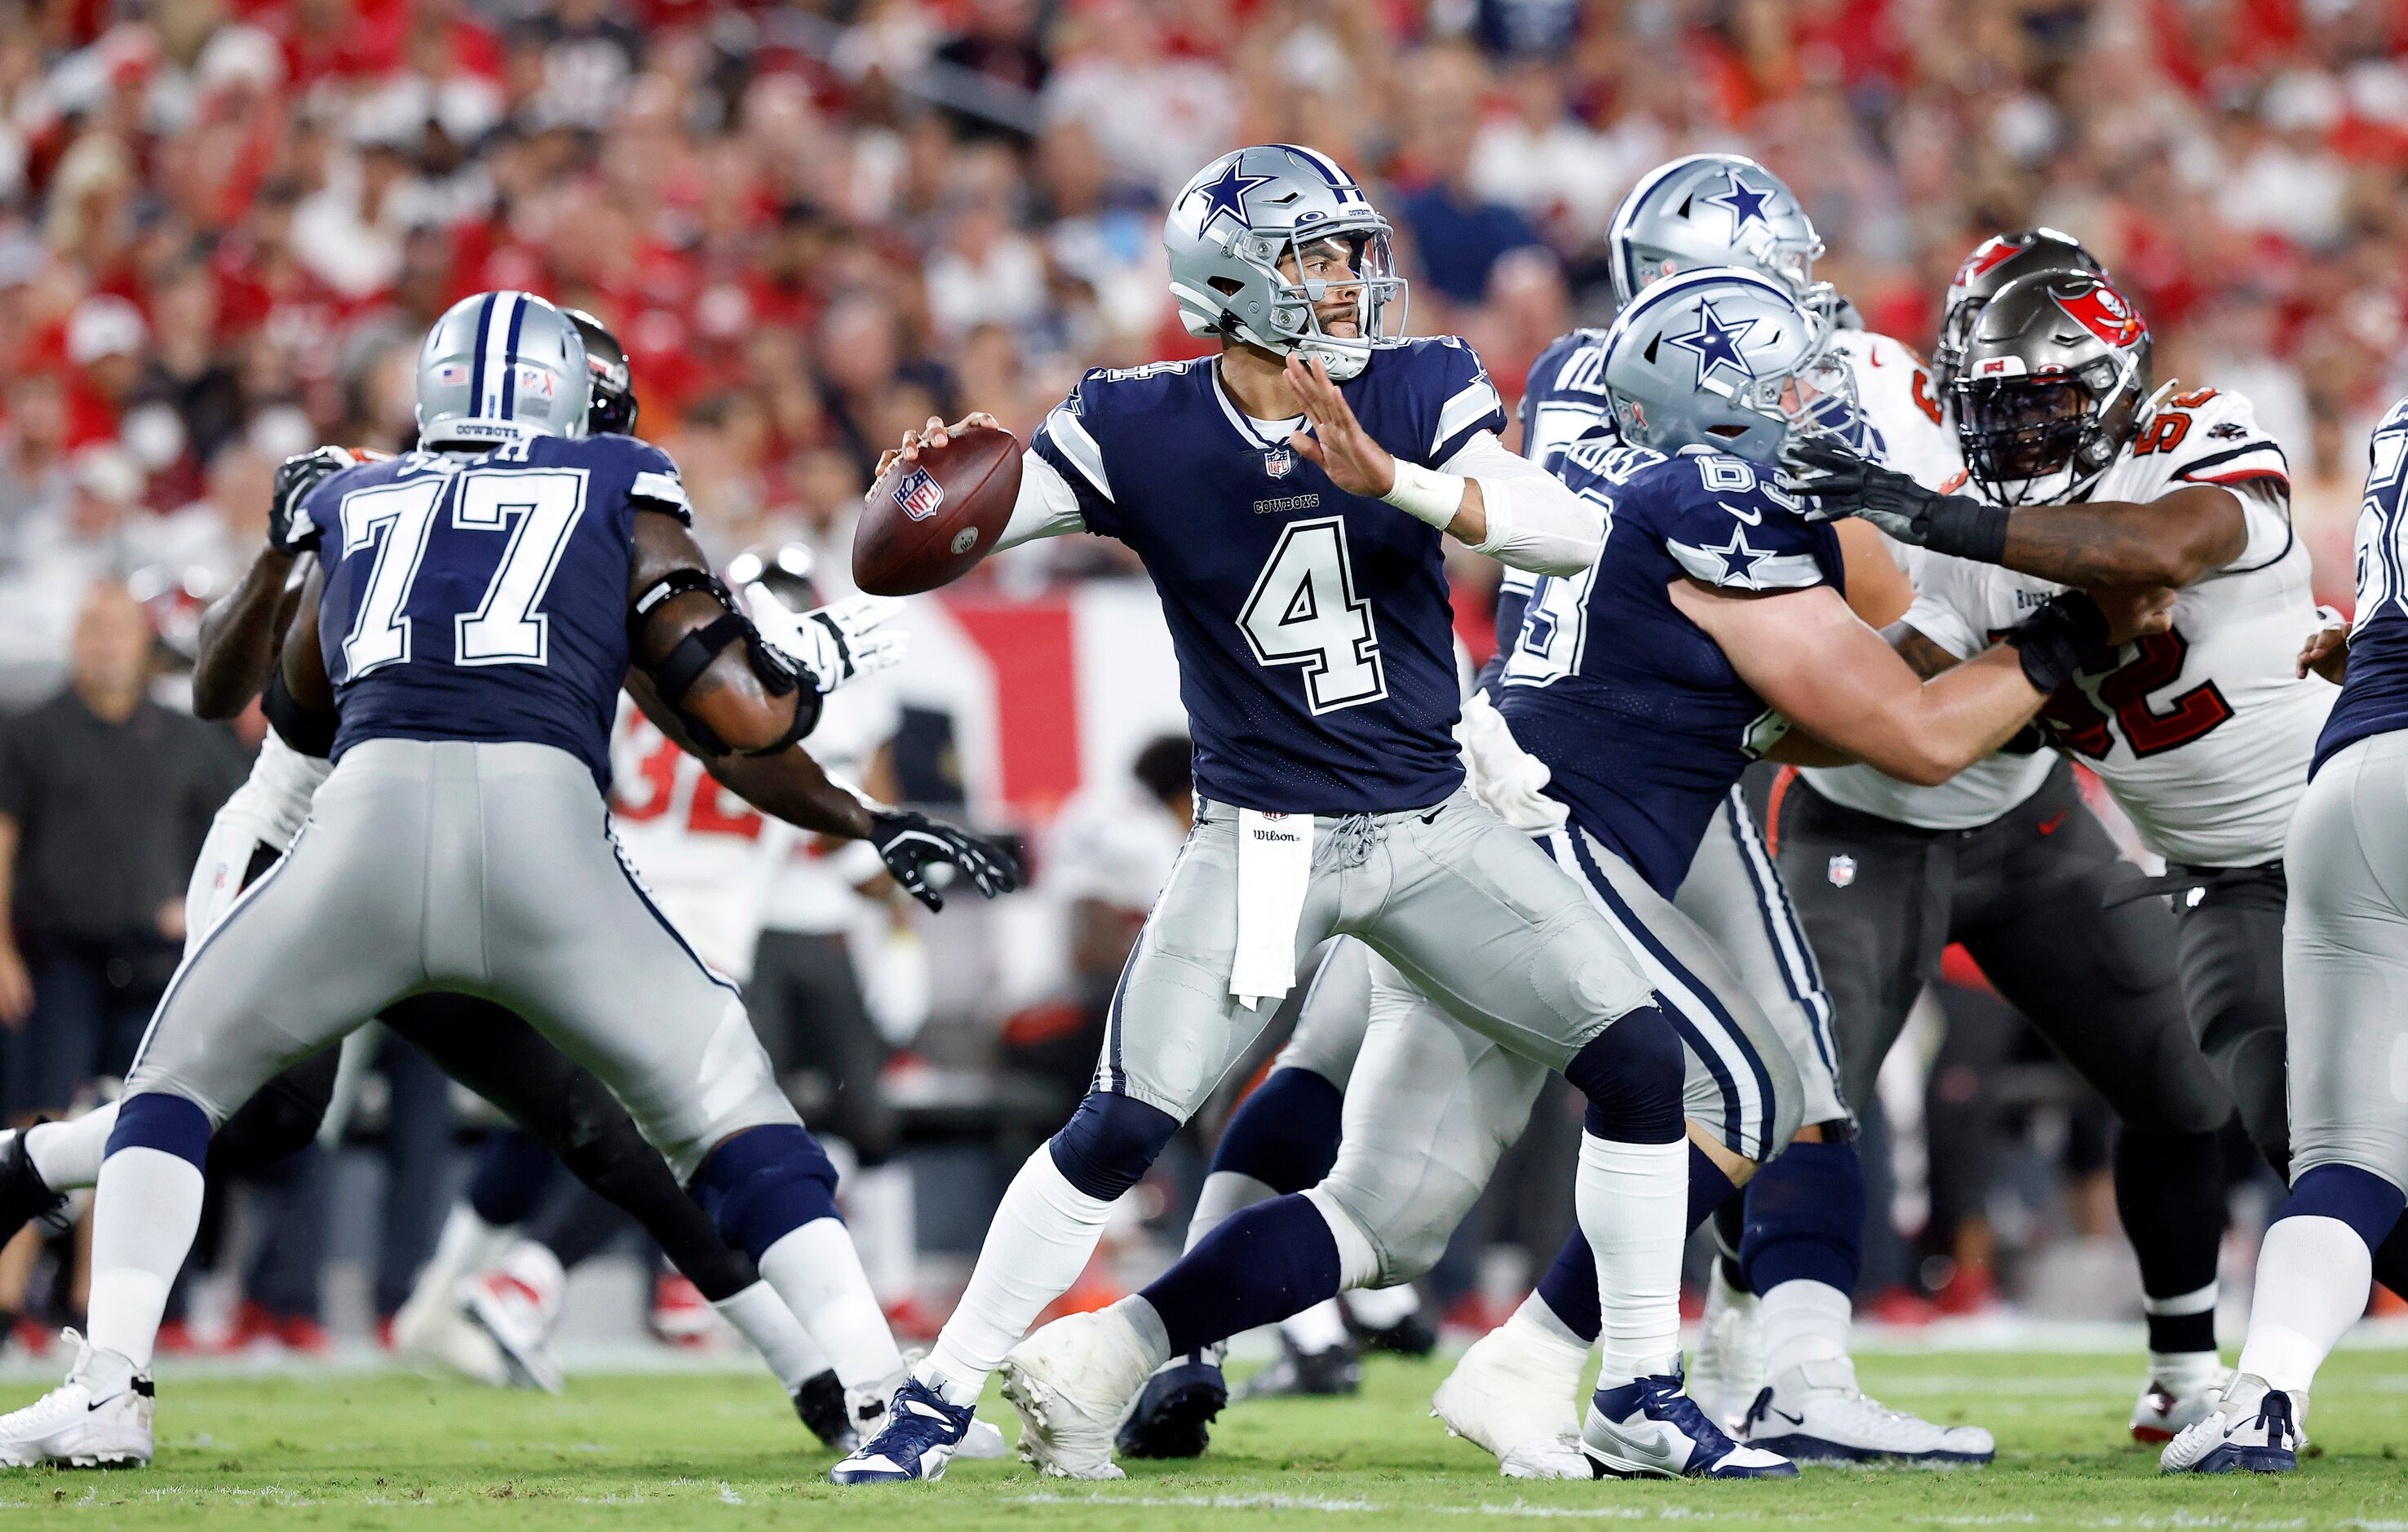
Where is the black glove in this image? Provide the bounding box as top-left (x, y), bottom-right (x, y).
top-left (2003, 591), bottom-right (2110, 695)
top-left (269, 447), bottom-right (353, 556)
top-left (1778, 437), bottom-right (2010, 565)
top-left (868, 808), bottom-right (1024, 912)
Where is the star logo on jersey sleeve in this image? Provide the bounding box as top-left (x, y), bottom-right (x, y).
top-left (1697, 522), bottom-right (1773, 585)
top-left (1192, 161), bottom-right (1277, 239)
top-left (1703, 172), bottom-right (1774, 229)
top-left (1664, 299), bottom-right (1761, 388)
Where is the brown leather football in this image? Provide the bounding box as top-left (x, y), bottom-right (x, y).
top-left (852, 424), bottom-right (1022, 596)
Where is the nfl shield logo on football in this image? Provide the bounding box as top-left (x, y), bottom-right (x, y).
top-left (1827, 854), bottom-right (1857, 888)
top-left (1264, 447), bottom-right (1295, 479)
top-left (892, 467), bottom-right (945, 522)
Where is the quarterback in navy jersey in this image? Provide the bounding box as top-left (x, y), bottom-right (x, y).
top-left (839, 144), bottom-right (1814, 1489)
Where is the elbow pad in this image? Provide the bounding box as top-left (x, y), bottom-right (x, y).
top-left (631, 569), bottom-right (822, 755)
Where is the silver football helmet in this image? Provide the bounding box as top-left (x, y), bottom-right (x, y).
top-left (1607, 154), bottom-right (1826, 309)
top-left (1599, 267), bottom-right (1855, 465)
top-left (1165, 144), bottom-right (1407, 383)
top-left (1932, 228), bottom-right (2104, 396)
top-left (1953, 269), bottom-right (2152, 507)
top-left (416, 291), bottom-right (591, 449)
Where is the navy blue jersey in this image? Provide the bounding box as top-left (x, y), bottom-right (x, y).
top-left (305, 434), bottom-right (693, 786)
top-left (1498, 438), bottom-right (1843, 893)
top-left (1031, 339), bottom-right (1505, 812)
top-left (2317, 395), bottom-right (2408, 775)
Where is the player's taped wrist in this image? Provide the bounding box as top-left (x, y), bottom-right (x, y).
top-left (2003, 591), bottom-right (2109, 694)
top-left (1916, 493), bottom-right (2011, 565)
top-left (1382, 459), bottom-right (1468, 529)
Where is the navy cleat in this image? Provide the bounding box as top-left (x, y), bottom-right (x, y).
top-left (1236, 1333), bottom-right (1361, 1399)
top-left (1582, 1366), bottom-right (1798, 1479)
top-left (1118, 1351), bottom-right (1228, 1459)
top-left (2160, 1375), bottom-right (2301, 1475)
top-left (829, 1376), bottom-right (975, 1484)
top-left (1352, 1309), bottom-right (1438, 1359)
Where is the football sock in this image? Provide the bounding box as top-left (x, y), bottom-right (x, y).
top-left (1279, 1297), bottom-right (1352, 1355)
top-left (25, 1105), bottom-right (118, 1191)
top-left (1689, 1140), bottom-right (1740, 1232)
top-left (1578, 1131), bottom-right (1687, 1389)
top-left (1760, 1279), bottom-right (1852, 1378)
top-left (715, 1279), bottom-right (831, 1394)
top-left (1535, 1138), bottom-right (1736, 1345)
top-left (919, 1145), bottom-right (1116, 1405)
top-left (1712, 1194), bottom-right (1748, 1293)
top-left (87, 1158), bottom-right (204, 1370)
top-left (756, 1217), bottom-right (905, 1394)
top-left (1503, 1286), bottom-right (1595, 1367)
top-left (2236, 1165), bottom-right (2406, 1393)
top-left (2114, 1127), bottom-right (2225, 1357)
top-left (1343, 1281), bottom-right (1420, 1331)
top-left (1185, 1171), bottom-right (1278, 1251)
top-left (467, 1129), bottom-right (560, 1228)
top-left (1138, 1192), bottom-right (1342, 1358)
top-left (530, 1181), bottom-right (634, 1273)
top-left (842, 1159), bottom-right (918, 1304)
top-left (1740, 1140), bottom-right (1863, 1298)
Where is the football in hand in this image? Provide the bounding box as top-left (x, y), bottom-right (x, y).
top-left (853, 424), bottom-right (1021, 596)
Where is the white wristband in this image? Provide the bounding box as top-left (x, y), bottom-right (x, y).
top-left (1381, 460), bottom-right (1467, 529)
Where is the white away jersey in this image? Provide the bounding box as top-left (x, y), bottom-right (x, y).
top-left (760, 677), bottom-right (897, 936)
top-left (607, 696), bottom-right (797, 982)
top-left (1903, 384), bottom-right (2331, 866)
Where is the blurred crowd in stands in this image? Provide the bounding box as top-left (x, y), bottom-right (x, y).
top-left (0, 0), bottom-right (2400, 1352)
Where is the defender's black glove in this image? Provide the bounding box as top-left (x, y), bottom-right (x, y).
top-left (269, 447), bottom-right (354, 556)
top-left (2003, 591), bottom-right (2111, 695)
top-left (869, 809), bottom-right (1023, 912)
top-left (1780, 437), bottom-right (2009, 565)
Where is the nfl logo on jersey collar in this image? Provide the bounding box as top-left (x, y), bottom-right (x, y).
top-left (1264, 447), bottom-right (1296, 479)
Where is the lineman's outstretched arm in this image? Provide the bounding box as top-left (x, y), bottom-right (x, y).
top-left (192, 549), bottom-right (303, 719)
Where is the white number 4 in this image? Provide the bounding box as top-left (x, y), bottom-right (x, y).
top-left (337, 467), bottom-right (588, 680)
top-left (1238, 518), bottom-right (1386, 713)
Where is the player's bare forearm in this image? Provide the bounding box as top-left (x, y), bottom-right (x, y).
top-left (1888, 624), bottom-right (1963, 679)
top-left (192, 547), bottom-right (302, 719)
top-left (623, 670), bottom-right (871, 839)
top-left (1999, 486), bottom-right (2246, 589)
top-left (278, 562), bottom-right (336, 714)
top-left (1835, 520), bottom-right (1913, 626)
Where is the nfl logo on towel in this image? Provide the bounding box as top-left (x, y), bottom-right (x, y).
top-left (1827, 854), bottom-right (1857, 888)
top-left (892, 467), bottom-right (945, 521)
top-left (1264, 448), bottom-right (1295, 479)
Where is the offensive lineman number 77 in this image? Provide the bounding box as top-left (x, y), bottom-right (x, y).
top-left (335, 467), bottom-right (588, 679)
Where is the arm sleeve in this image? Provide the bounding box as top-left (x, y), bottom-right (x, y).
top-left (1026, 385), bottom-right (1118, 542)
top-left (1439, 432), bottom-right (1605, 576)
top-left (995, 450), bottom-right (1090, 551)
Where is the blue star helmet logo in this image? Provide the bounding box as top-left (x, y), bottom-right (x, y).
top-left (1704, 171), bottom-right (1774, 230)
top-left (1663, 298), bottom-right (1762, 388)
top-left (1192, 159), bottom-right (1277, 240)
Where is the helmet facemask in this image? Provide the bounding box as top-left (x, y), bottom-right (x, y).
top-left (1955, 355), bottom-right (2139, 507)
top-left (1221, 222), bottom-right (1408, 383)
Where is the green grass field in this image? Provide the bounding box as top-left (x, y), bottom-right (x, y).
top-left (7, 1349), bottom-right (2406, 1528)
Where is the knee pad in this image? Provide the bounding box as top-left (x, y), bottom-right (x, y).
top-left (1565, 1005), bottom-right (1684, 1145)
top-left (691, 1123), bottom-right (842, 1262)
top-left (1740, 1140), bottom-right (1864, 1296)
top-left (1047, 1091), bottom-right (1179, 1201)
top-left (106, 1091), bottom-right (213, 1171)
top-left (1210, 1069), bottom-right (1343, 1193)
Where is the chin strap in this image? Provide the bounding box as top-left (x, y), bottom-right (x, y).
top-left (631, 569), bottom-right (820, 755)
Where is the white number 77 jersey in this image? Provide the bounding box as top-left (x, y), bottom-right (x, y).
top-left (1902, 384), bottom-right (2335, 868)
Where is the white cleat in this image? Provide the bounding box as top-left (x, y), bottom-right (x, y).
top-left (2161, 1373), bottom-right (2301, 1474)
top-left (1583, 1366), bottom-right (1796, 1479)
top-left (998, 1308), bottom-right (1157, 1480)
top-left (391, 1277), bottom-right (511, 1388)
top-left (463, 1243), bottom-right (566, 1395)
top-left (0, 1331), bottom-right (154, 1468)
top-left (2129, 1355), bottom-right (2232, 1444)
top-left (1430, 1320), bottom-right (1589, 1478)
top-left (1738, 1357), bottom-right (1993, 1467)
top-left (849, 1374), bottom-right (1009, 1461)
top-left (1689, 1264), bottom-right (1764, 1433)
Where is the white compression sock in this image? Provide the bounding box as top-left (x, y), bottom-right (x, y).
top-left (756, 1216), bottom-right (907, 1394)
top-left (1760, 1279), bottom-right (1852, 1379)
top-left (921, 1145), bottom-right (1116, 1404)
top-left (86, 1148), bottom-right (207, 1370)
top-left (1280, 1298), bottom-right (1352, 1354)
top-left (1507, 1286), bottom-right (1594, 1359)
top-left (25, 1105), bottom-right (121, 1192)
top-left (844, 1161), bottom-right (918, 1304)
top-left (1577, 1132), bottom-right (1687, 1389)
top-left (1184, 1170), bottom-right (1276, 1251)
top-left (715, 1280), bottom-right (831, 1393)
top-left (2237, 1215), bottom-right (2372, 1393)
top-left (1343, 1282), bottom-right (1421, 1331)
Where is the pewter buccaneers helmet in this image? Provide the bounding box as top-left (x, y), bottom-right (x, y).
top-left (416, 290), bottom-right (591, 448)
top-left (564, 307), bottom-right (637, 436)
top-left (1932, 228), bottom-right (2105, 396)
top-left (1600, 267), bottom-right (1856, 465)
top-left (1164, 144), bottom-right (1408, 383)
top-left (1606, 154), bottom-right (1826, 308)
top-left (1953, 270), bottom-right (2152, 507)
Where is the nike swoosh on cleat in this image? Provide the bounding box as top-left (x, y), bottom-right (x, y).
top-left (1773, 1407), bottom-right (1805, 1427)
